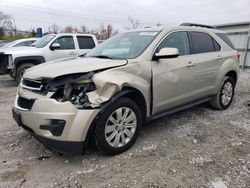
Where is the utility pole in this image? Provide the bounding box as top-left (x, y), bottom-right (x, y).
top-left (156, 22), bottom-right (162, 27)
top-left (242, 24), bottom-right (250, 70)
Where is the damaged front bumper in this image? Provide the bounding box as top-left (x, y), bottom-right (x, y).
top-left (13, 92), bottom-right (100, 154)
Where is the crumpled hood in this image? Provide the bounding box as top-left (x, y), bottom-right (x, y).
top-left (23, 57), bottom-right (127, 80)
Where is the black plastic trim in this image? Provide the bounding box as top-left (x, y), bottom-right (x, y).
top-left (14, 56), bottom-right (46, 65)
top-left (180, 23), bottom-right (216, 29)
top-left (147, 96), bottom-right (214, 122)
top-left (33, 134), bottom-right (84, 155)
top-left (40, 119), bottom-right (66, 137)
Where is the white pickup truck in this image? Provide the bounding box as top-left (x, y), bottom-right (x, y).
top-left (0, 33), bottom-right (98, 81)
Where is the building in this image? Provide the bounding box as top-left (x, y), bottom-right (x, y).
top-left (215, 21), bottom-right (250, 68)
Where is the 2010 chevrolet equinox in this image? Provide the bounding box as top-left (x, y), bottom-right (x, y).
top-left (12, 23), bottom-right (239, 155)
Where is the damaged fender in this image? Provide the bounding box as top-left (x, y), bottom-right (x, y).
top-left (87, 66), bottom-right (151, 116)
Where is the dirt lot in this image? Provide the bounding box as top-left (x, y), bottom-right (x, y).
top-left (0, 71), bottom-right (249, 188)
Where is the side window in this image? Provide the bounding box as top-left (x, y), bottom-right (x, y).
top-left (215, 33), bottom-right (235, 49)
top-left (14, 41), bottom-right (35, 47)
top-left (156, 31), bottom-right (190, 56)
top-left (53, 36), bottom-right (75, 49)
top-left (77, 36), bottom-right (95, 49)
top-left (213, 39), bottom-right (221, 51)
top-left (189, 32), bottom-right (214, 54)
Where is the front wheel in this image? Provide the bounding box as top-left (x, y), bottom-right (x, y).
top-left (94, 98), bottom-right (142, 155)
top-left (210, 76), bottom-right (235, 110)
top-left (16, 63), bottom-right (34, 82)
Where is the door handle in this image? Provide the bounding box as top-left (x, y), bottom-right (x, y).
top-left (216, 55), bottom-right (223, 61)
top-left (69, 52), bottom-right (77, 55)
top-left (186, 61), bottom-right (196, 67)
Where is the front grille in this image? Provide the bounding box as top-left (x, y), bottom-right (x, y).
top-left (0, 54), bottom-right (9, 69)
top-left (21, 79), bottom-right (49, 95)
top-left (22, 79), bottom-right (43, 89)
top-left (17, 96), bottom-right (35, 110)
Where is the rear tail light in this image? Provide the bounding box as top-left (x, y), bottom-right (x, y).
top-left (236, 52), bottom-right (240, 63)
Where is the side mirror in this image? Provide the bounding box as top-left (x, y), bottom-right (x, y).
top-left (153, 48), bottom-right (179, 60)
top-left (50, 42), bottom-right (61, 50)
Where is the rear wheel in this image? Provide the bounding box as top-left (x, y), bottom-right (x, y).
top-left (94, 98), bottom-right (142, 155)
top-left (16, 63), bottom-right (34, 82)
top-left (210, 76), bottom-right (235, 110)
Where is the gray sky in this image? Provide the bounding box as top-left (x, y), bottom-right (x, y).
top-left (0, 0), bottom-right (250, 32)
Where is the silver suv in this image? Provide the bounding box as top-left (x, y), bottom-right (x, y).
top-left (12, 23), bottom-right (239, 155)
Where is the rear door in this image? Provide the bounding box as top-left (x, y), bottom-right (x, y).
top-left (76, 36), bottom-right (96, 56)
top-left (188, 31), bottom-right (222, 96)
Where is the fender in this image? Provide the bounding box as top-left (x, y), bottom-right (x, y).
top-left (87, 62), bottom-right (152, 117)
top-left (213, 58), bottom-right (238, 94)
top-left (13, 56), bottom-right (46, 76)
top-left (99, 88), bottom-right (137, 111)
top-left (14, 56), bottom-right (46, 66)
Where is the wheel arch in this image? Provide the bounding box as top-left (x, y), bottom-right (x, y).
top-left (225, 70), bottom-right (237, 84)
top-left (84, 87), bottom-right (147, 149)
top-left (14, 56), bottom-right (45, 76)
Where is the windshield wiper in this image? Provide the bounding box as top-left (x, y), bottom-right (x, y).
top-left (79, 53), bottom-right (86, 57)
top-left (90, 55), bottom-right (113, 59)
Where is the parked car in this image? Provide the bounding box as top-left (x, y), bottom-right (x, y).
top-left (0, 38), bottom-right (38, 49)
top-left (12, 23), bottom-right (239, 155)
top-left (0, 33), bottom-right (98, 80)
top-left (0, 40), bottom-right (11, 47)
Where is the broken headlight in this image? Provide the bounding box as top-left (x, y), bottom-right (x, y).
top-left (51, 81), bottom-right (96, 109)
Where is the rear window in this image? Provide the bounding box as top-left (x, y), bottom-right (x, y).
top-left (215, 33), bottom-right (235, 49)
top-left (213, 39), bottom-right (221, 51)
top-left (189, 32), bottom-right (214, 54)
top-left (77, 36), bottom-right (96, 49)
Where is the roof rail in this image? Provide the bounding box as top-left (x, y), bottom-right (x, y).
top-left (180, 23), bottom-right (216, 29)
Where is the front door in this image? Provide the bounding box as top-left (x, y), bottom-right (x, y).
top-left (152, 31), bottom-right (197, 114)
top-left (45, 36), bottom-right (78, 61)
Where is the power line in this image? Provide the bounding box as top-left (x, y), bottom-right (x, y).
top-left (0, 0), bottom-right (159, 25)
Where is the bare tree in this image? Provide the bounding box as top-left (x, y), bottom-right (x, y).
top-left (126, 16), bottom-right (140, 30)
top-left (80, 25), bottom-right (88, 33)
top-left (0, 11), bottom-right (15, 36)
top-left (48, 24), bottom-right (60, 34)
top-left (61, 24), bottom-right (118, 40)
top-left (64, 25), bottom-right (74, 33)
top-left (106, 24), bottom-right (113, 38)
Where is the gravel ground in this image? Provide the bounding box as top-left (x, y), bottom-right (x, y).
top-left (0, 71), bottom-right (249, 188)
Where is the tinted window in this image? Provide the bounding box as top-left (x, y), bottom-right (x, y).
top-left (156, 31), bottom-right (190, 56)
top-left (216, 33), bottom-right (235, 49)
top-left (190, 32), bottom-right (214, 54)
top-left (213, 39), bottom-right (221, 51)
top-left (77, 36), bottom-right (95, 49)
top-left (53, 36), bottom-right (75, 49)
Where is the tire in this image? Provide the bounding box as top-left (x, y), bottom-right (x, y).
top-left (16, 63), bottom-right (34, 82)
top-left (94, 97), bottom-right (142, 155)
top-left (210, 76), bottom-right (235, 110)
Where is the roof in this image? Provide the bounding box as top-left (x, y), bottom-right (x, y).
top-left (47, 33), bottom-right (95, 37)
top-left (214, 21), bottom-right (250, 28)
top-left (14, 37), bottom-right (38, 42)
top-left (126, 25), bottom-right (224, 33)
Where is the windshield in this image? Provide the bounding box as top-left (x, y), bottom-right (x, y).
top-left (86, 31), bottom-right (158, 59)
top-left (32, 35), bottom-right (55, 48)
